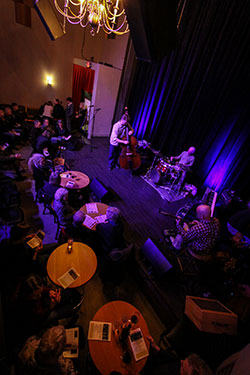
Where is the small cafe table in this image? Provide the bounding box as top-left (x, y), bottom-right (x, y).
top-left (46, 242), bottom-right (97, 288)
top-left (88, 300), bottom-right (150, 375)
top-left (60, 170), bottom-right (90, 189)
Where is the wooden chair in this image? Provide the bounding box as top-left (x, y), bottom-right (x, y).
top-left (176, 248), bottom-right (200, 276)
top-left (51, 201), bottom-right (65, 240)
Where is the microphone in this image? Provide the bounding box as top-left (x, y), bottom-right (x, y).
top-left (95, 108), bottom-right (101, 111)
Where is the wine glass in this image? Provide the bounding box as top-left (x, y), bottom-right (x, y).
top-left (130, 311), bottom-right (140, 324)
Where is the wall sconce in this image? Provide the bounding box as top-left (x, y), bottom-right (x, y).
top-left (46, 75), bottom-right (53, 86)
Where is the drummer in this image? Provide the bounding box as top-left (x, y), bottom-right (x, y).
top-left (170, 147), bottom-right (196, 187)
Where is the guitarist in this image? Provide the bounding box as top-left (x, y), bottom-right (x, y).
top-left (108, 113), bottom-right (134, 171)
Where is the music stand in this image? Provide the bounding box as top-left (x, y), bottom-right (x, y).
top-left (89, 108), bottom-right (101, 152)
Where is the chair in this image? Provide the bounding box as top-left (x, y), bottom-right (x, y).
top-left (51, 201), bottom-right (65, 240)
top-left (176, 248), bottom-right (200, 276)
top-left (39, 191), bottom-right (53, 215)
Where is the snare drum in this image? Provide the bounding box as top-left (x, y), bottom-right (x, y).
top-left (157, 159), bottom-right (169, 173)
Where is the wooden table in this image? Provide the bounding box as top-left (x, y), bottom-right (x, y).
top-left (80, 202), bottom-right (109, 231)
top-left (60, 170), bottom-right (90, 189)
top-left (46, 242), bottom-right (97, 288)
top-left (88, 301), bottom-right (150, 375)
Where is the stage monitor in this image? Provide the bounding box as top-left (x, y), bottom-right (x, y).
top-left (141, 238), bottom-right (173, 277)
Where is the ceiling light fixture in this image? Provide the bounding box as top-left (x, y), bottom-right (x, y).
top-left (54, 0), bottom-right (129, 36)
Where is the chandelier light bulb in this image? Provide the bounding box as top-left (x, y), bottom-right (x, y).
top-left (54, 0), bottom-right (129, 36)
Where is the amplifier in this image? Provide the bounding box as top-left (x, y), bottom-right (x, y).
top-left (185, 296), bottom-right (238, 335)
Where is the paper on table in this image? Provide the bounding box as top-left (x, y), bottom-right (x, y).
top-left (88, 321), bottom-right (112, 341)
top-left (57, 267), bottom-right (80, 289)
top-left (66, 181), bottom-right (75, 188)
top-left (95, 214), bottom-right (107, 224)
top-left (83, 214), bottom-right (96, 229)
top-left (129, 328), bottom-right (149, 362)
top-left (63, 327), bottom-right (79, 358)
top-left (86, 203), bottom-right (98, 213)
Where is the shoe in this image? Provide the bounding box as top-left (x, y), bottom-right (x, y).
top-left (108, 166), bottom-right (114, 171)
top-left (115, 164), bottom-right (120, 169)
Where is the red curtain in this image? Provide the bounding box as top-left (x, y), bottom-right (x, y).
top-left (72, 64), bottom-right (95, 112)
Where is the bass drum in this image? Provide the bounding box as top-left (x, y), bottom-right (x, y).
top-left (150, 167), bottom-right (161, 184)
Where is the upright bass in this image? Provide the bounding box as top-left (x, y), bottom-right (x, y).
top-left (119, 109), bottom-right (141, 171)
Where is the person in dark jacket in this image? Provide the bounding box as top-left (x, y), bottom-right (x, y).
top-left (52, 98), bottom-right (65, 120)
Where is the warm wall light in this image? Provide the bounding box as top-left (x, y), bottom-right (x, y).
top-left (46, 75), bottom-right (53, 85)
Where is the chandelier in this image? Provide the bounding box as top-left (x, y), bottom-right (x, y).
top-left (54, 0), bottom-right (129, 36)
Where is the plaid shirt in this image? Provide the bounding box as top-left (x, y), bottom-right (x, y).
top-left (176, 218), bottom-right (220, 255)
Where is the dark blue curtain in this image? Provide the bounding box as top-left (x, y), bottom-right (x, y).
top-left (127, 0), bottom-right (250, 200)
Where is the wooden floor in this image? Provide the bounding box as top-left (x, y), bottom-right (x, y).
top-left (15, 138), bottom-right (192, 374)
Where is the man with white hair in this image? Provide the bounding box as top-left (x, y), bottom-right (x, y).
top-left (170, 146), bottom-right (196, 188)
top-left (174, 204), bottom-right (220, 259)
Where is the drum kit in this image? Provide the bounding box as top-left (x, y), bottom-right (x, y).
top-left (147, 156), bottom-right (182, 186)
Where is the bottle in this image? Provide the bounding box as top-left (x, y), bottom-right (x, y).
top-left (119, 321), bottom-right (131, 342)
top-left (67, 238), bottom-right (73, 253)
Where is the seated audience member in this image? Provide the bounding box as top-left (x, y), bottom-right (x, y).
top-left (30, 119), bottom-right (42, 151)
top-left (11, 102), bottom-right (26, 124)
top-left (41, 117), bottom-right (50, 130)
top-left (4, 106), bottom-right (25, 141)
top-left (96, 206), bottom-right (126, 254)
top-left (0, 145), bottom-right (25, 180)
top-left (0, 108), bottom-right (20, 147)
top-left (11, 102), bottom-right (30, 139)
top-left (65, 210), bottom-right (95, 248)
top-left (53, 188), bottom-right (75, 226)
top-left (36, 129), bottom-right (55, 158)
top-left (15, 274), bottom-right (82, 328)
top-left (51, 120), bottom-right (71, 147)
top-left (17, 325), bottom-right (76, 375)
top-left (39, 171), bottom-right (61, 201)
top-left (52, 98), bottom-right (65, 120)
top-left (166, 205), bottom-right (220, 260)
top-left (56, 119), bottom-right (68, 137)
top-left (28, 153), bottom-right (51, 192)
top-left (144, 336), bottom-right (213, 375)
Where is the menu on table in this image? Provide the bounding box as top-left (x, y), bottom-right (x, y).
top-left (129, 328), bottom-right (149, 361)
top-left (86, 203), bottom-right (98, 213)
top-left (83, 214), bottom-right (96, 229)
top-left (88, 321), bottom-right (112, 341)
top-left (57, 267), bottom-right (80, 289)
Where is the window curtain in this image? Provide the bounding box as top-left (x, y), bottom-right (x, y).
top-left (72, 64), bottom-right (95, 112)
top-left (127, 0), bottom-right (250, 199)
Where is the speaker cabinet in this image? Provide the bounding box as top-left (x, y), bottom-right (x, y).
top-left (90, 178), bottom-right (109, 202)
top-left (34, 0), bottom-right (65, 40)
top-left (141, 238), bottom-right (173, 277)
top-left (123, 0), bottom-right (177, 62)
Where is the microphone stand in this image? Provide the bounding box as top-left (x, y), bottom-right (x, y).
top-left (89, 107), bottom-right (101, 152)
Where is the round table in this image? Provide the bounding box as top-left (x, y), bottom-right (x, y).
top-left (80, 202), bottom-right (109, 231)
top-left (46, 242), bottom-right (97, 288)
top-left (60, 170), bottom-right (90, 189)
top-left (88, 301), bottom-right (150, 375)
